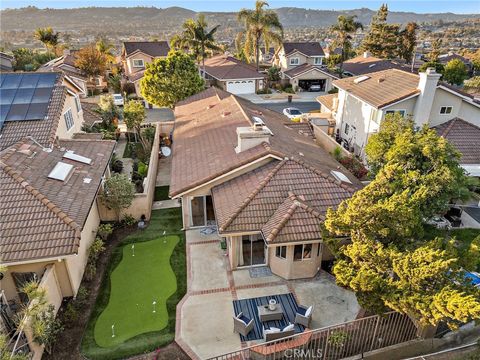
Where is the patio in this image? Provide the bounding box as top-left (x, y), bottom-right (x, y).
top-left (176, 229), bottom-right (361, 359)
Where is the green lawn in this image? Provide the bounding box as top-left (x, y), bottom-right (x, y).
top-left (154, 186), bottom-right (170, 201)
top-left (81, 208), bottom-right (186, 360)
top-left (94, 235), bottom-right (178, 347)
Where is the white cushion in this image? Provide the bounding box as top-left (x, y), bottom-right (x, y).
top-left (304, 306), bottom-right (313, 318)
top-left (283, 323), bottom-right (295, 332)
top-left (264, 327), bottom-right (280, 334)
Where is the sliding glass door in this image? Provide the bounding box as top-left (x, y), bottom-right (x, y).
top-left (190, 195), bottom-right (215, 227)
top-left (240, 234), bottom-right (266, 267)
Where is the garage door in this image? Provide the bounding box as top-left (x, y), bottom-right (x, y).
top-left (226, 80), bottom-right (256, 95)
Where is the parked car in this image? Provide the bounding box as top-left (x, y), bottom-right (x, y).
top-left (308, 84), bottom-right (322, 92)
top-left (113, 94), bottom-right (124, 106)
top-left (283, 107), bottom-right (303, 120)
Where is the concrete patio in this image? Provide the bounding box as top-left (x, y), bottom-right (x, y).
top-left (176, 229), bottom-right (361, 359)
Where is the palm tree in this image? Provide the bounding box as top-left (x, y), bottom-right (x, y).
top-left (34, 27), bottom-right (59, 54)
top-left (237, 0), bottom-right (283, 71)
top-left (330, 15), bottom-right (363, 77)
top-left (177, 14), bottom-right (220, 77)
top-left (96, 38), bottom-right (116, 66)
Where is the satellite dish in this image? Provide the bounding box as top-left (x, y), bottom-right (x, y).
top-left (161, 146), bottom-right (171, 157)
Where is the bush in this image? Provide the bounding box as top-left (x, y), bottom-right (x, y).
top-left (111, 159), bottom-right (123, 173)
top-left (63, 302), bottom-right (79, 326)
top-left (267, 66), bottom-right (281, 82)
top-left (332, 146), bottom-right (343, 161)
top-left (134, 179), bottom-right (144, 193)
top-left (339, 156), bottom-right (368, 180)
top-left (256, 88), bottom-right (272, 94)
top-left (138, 161), bottom-right (148, 178)
top-left (84, 237), bottom-right (105, 281)
top-left (122, 214), bottom-right (136, 226)
top-left (283, 86), bottom-right (295, 94)
top-left (97, 223), bottom-right (113, 241)
top-left (122, 82), bottom-right (136, 96)
top-left (328, 88), bottom-right (339, 94)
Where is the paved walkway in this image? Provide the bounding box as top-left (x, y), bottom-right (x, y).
top-left (175, 229), bottom-right (360, 359)
top-left (152, 199), bottom-right (180, 210)
top-left (115, 136), bottom-right (134, 179)
top-left (156, 156), bottom-right (172, 187)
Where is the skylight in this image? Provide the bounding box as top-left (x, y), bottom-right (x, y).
top-left (331, 170), bottom-right (352, 184)
top-left (48, 162), bottom-right (74, 181)
top-left (63, 150), bottom-right (92, 165)
top-left (353, 75), bottom-right (370, 84)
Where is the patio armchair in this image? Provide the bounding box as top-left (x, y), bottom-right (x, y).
top-left (295, 305), bottom-right (314, 327)
top-left (263, 323), bottom-right (295, 342)
top-left (233, 312), bottom-right (254, 337)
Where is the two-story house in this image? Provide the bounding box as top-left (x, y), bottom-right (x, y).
top-left (0, 72), bottom-right (85, 150)
top-left (121, 41), bottom-right (170, 106)
top-left (274, 42), bottom-right (338, 92)
top-left (323, 68), bottom-right (480, 175)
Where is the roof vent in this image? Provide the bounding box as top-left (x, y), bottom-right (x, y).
top-left (63, 150), bottom-right (92, 165)
top-left (353, 75), bottom-right (370, 84)
top-left (378, 77), bottom-right (385, 83)
top-left (48, 162), bottom-right (74, 182)
top-left (331, 170), bottom-right (352, 184)
top-left (221, 111), bottom-right (231, 117)
top-left (206, 104), bottom-right (215, 109)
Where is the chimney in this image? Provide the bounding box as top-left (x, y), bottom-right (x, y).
top-left (412, 67), bottom-right (441, 127)
top-left (363, 51), bottom-right (371, 58)
top-left (235, 126), bottom-right (270, 153)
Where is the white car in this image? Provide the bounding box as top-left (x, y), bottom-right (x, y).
top-left (113, 94), bottom-right (124, 106)
top-left (282, 107), bottom-right (303, 120)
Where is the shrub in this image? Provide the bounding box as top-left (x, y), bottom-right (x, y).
top-left (283, 86), bottom-right (295, 94)
top-left (328, 88), bottom-right (339, 94)
top-left (134, 179), bottom-right (144, 193)
top-left (84, 237), bottom-right (105, 280)
top-left (97, 223), bottom-right (113, 241)
top-left (122, 214), bottom-right (136, 226)
top-left (332, 146), bottom-right (343, 161)
top-left (63, 302), bottom-right (79, 325)
top-left (138, 161), bottom-right (148, 178)
top-left (267, 65), bottom-right (281, 82)
top-left (111, 159), bottom-right (123, 173)
top-left (339, 156), bottom-right (368, 180)
top-left (256, 88), bottom-right (272, 94)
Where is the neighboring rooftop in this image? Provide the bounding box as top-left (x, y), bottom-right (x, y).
top-left (332, 69), bottom-right (420, 109)
top-left (203, 55), bottom-right (264, 80)
top-left (0, 72), bottom-right (67, 150)
top-left (341, 54), bottom-right (407, 76)
top-left (432, 118), bottom-right (480, 165)
top-left (316, 93), bottom-right (337, 112)
top-left (283, 63), bottom-right (338, 79)
top-left (123, 41), bottom-right (170, 57)
top-left (438, 53), bottom-right (472, 65)
top-left (283, 42), bottom-right (325, 57)
top-left (80, 101), bottom-right (102, 128)
top-left (0, 137), bottom-right (115, 263)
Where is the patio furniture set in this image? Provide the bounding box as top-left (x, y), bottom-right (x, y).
top-left (233, 298), bottom-right (314, 342)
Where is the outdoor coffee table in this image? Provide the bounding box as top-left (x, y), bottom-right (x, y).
top-left (257, 303), bottom-right (284, 322)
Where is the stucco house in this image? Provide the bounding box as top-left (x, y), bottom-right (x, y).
top-left (202, 55), bottom-right (265, 95)
top-left (0, 72), bottom-right (85, 151)
top-left (274, 42), bottom-right (338, 92)
top-left (170, 87), bottom-right (361, 280)
top-left (0, 137), bottom-right (115, 359)
top-left (341, 51), bottom-right (409, 76)
top-left (322, 68), bottom-right (480, 175)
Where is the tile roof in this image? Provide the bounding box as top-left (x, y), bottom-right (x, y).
top-left (80, 101), bottom-right (102, 128)
top-left (283, 42), bottom-right (325, 57)
top-left (170, 87), bottom-right (361, 197)
top-left (438, 53), bottom-right (472, 65)
top-left (0, 137), bottom-right (115, 263)
top-left (341, 55), bottom-right (408, 75)
top-left (283, 63), bottom-right (338, 79)
top-left (316, 93), bottom-right (337, 111)
top-left (333, 69), bottom-right (421, 109)
top-left (261, 193), bottom-right (324, 244)
top-left (0, 83), bottom-right (67, 150)
top-left (212, 159), bottom-right (353, 235)
top-left (129, 69), bottom-right (145, 82)
top-left (203, 55), bottom-right (264, 80)
top-left (432, 118), bottom-right (480, 164)
top-left (123, 41), bottom-right (170, 57)
top-left (39, 54), bottom-right (88, 81)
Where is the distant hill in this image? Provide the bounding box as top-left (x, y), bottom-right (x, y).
top-left (1, 6), bottom-right (477, 33)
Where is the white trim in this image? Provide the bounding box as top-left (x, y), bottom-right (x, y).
top-left (289, 57), bottom-right (300, 66)
top-left (2, 255), bottom-right (74, 267)
top-left (132, 59), bottom-right (145, 68)
top-left (293, 243), bottom-right (313, 261)
top-left (63, 74), bottom-right (86, 94)
top-left (284, 66), bottom-right (337, 80)
top-left (205, 72), bottom-right (263, 81)
top-left (63, 107), bottom-right (75, 131)
top-left (286, 49), bottom-right (324, 59)
top-left (379, 93), bottom-right (420, 110)
top-left (171, 154), bottom-right (282, 199)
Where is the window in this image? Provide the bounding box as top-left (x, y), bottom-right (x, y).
top-left (313, 56), bottom-right (323, 65)
top-left (385, 110), bottom-right (406, 117)
top-left (74, 95), bottom-right (81, 113)
top-left (440, 106), bottom-right (452, 115)
top-left (132, 59), bottom-right (145, 68)
top-left (344, 123), bottom-right (350, 135)
top-left (276, 246), bottom-right (287, 259)
top-left (294, 244), bottom-right (312, 261)
top-left (289, 57), bottom-right (300, 65)
top-left (64, 109), bottom-right (74, 131)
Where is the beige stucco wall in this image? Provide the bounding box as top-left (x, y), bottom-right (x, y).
top-left (428, 88), bottom-right (480, 128)
top-left (55, 94), bottom-right (84, 139)
top-left (268, 243), bottom-right (323, 280)
top-left (126, 52), bottom-right (153, 76)
top-left (288, 69), bottom-right (333, 92)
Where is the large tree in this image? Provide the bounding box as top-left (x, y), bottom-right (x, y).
top-left (362, 4), bottom-right (400, 59)
top-left (397, 22), bottom-right (418, 63)
top-left (96, 38), bottom-right (116, 67)
top-left (324, 114), bottom-right (480, 328)
top-left (443, 59), bottom-right (469, 86)
top-left (237, 0), bottom-right (283, 71)
top-left (330, 15), bottom-right (363, 76)
top-left (74, 45), bottom-right (107, 90)
top-left (140, 50), bottom-right (204, 109)
top-left (175, 14), bottom-right (220, 76)
top-left (100, 173), bottom-right (135, 221)
top-left (123, 100), bottom-right (150, 153)
top-left (34, 27), bottom-right (59, 54)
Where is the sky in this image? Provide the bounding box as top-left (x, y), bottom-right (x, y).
top-left (0, 0), bottom-right (479, 13)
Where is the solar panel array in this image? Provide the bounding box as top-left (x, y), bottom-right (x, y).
top-left (0, 72), bottom-right (58, 129)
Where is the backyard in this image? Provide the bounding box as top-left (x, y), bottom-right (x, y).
top-left (80, 208), bottom-right (186, 359)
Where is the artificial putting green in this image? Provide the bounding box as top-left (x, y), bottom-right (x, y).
top-left (93, 235), bottom-right (179, 347)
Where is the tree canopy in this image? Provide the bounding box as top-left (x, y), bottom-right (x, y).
top-left (443, 59), bottom-right (469, 86)
top-left (123, 100), bottom-right (151, 153)
top-left (325, 114), bottom-right (480, 327)
top-left (100, 173), bottom-right (135, 221)
top-left (140, 50), bottom-right (204, 109)
top-left (330, 15), bottom-right (363, 76)
top-left (362, 4), bottom-right (399, 59)
top-left (34, 27), bottom-right (59, 53)
top-left (74, 45), bottom-right (107, 82)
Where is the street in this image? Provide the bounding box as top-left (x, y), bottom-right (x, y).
top-left (260, 101), bottom-right (320, 114)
